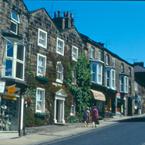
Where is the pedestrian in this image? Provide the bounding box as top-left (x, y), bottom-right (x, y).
top-left (83, 107), bottom-right (90, 127)
top-left (91, 106), bottom-right (99, 127)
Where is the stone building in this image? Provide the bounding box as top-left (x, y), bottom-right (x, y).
top-left (0, 0), bottom-right (28, 135)
top-left (25, 9), bottom-right (83, 126)
top-left (80, 33), bottom-right (135, 116)
top-left (134, 62), bottom-right (145, 114)
top-left (0, 0), bottom-right (139, 136)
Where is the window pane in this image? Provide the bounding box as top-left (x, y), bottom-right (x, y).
top-left (7, 42), bottom-right (13, 57)
top-left (10, 22), bottom-right (17, 34)
top-left (17, 45), bottom-right (24, 60)
top-left (11, 10), bottom-right (19, 22)
top-left (5, 59), bottom-right (12, 76)
top-left (16, 62), bottom-right (23, 79)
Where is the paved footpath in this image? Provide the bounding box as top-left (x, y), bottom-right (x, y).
top-left (0, 115), bottom-right (144, 145)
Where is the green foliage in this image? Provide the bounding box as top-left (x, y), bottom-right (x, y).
top-left (66, 53), bottom-right (93, 117)
top-left (67, 115), bottom-right (79, 123)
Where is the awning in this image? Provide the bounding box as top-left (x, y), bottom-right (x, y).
top-left (91, 89), bottom-right (106, 101)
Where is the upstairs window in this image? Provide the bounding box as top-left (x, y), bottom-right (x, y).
top-left (10, 10), bottom-right (20, 35)
top-left (56, 38), bottom-right (64, 56)
top-left (124, 76), bottom-right (129, 93)
top-left (120, 75), bottom-right (124, 92)
top-left (98, 50), bottom-right (103, 62)
top-left (111, 69), bottom-right (116, 90)
top-left (5, 41), bottom-right (25, 80)
top-left (36, 88), bottom-right (45, 113)
top-left (112, 57), bottom-right (116, 67)
top-left (121, 63), bottom-right (124, 73)
top-left (56, 62), bottom-right (63, 83)
top-left (89, 46), bottom-right (95, 59)
top-left (37, 54), bottom-right (46, 77)
top-left (97, 63), bottom-right (103, 85)
top-left (105, 54), bottom-right (109, 65)
top-left (38, 29), bottom-right (47, 49)
top-left (91, 62), bottom-right (97, 82)
top-left (72, 46), bottom-right (78, 61)
top-left (106, 69), bottom-right (110, 88)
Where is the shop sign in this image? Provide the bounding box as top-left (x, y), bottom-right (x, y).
top-left (0, 81), bottom-right (5, 93)
top-left (7, 84), bottom-right (16, 95)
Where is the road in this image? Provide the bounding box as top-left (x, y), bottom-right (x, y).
top-left (38, 117), bottom-right (145, 145)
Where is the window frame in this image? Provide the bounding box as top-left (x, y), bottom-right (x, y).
top-left (72, 45), bottom-right (78, 61)
top-left (10, 11), bottom-right (20, 35)
top-left (38, 28), bottom-right (47, 49)
top-left (4, 42), bottom-right (25, 81)
top-left (90, 62), bottom-right (97, 83)
top-left (56, 61), bottom-right (64, 83)
top-left (35, 87), bottom-right (45, 113)
top-left (37, 53), bottom-right (47, 77)
top-left (111, 69), bottom-right (116, 90)
top-left (105, 69), bottom-right (110, 88)
top-left (97, 63), bottom-right (103, 85)
top-left (56, 37), bottom-right (64, 56)
top-left (89, 46), bottom-right (95, 59)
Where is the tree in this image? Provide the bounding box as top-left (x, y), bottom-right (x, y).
top-left (66, 53), bottom-right (93, 116)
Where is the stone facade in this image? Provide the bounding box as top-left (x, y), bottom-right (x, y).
top-left (0, 0), bottom-right (141, 131)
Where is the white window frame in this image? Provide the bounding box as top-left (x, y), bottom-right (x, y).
top-left (38, 28), bottom-right (47, 49)
top-left (10, 11), bottom-right (20, 35)
top-left (105, 69), bottom-right (110, 88)
top-left (4, 42), bottom-right (25, 81)
top-left (124, 76), bottom-right (129, 93)
top-left (111, 69), bottom-right (116, 90)
top-left (91, 62), bottom-right (97, 83)
top-left (72, 45), bottom-right (78, 61)
top-left (105, 55), bottom-right (109, 65)
top-left (112, 57), bottom-right (116, 67)
top-left (90, 46), bottom-right (95, 59)
top-left (56, 37), bottom-right (64, 56)
top-left (36, 87), bottom-right (45, 113)
top-left (56, 61), bottom-right (63, 83)
top-left (120, 76), bottom-right (124, 92)
top-left (37, 53), bottom-right (47, 77)
top-left (97, 63), bottom-right (103, 85)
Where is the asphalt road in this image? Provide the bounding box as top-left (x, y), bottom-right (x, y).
top-left (39, 117), bottom-right (145, 145)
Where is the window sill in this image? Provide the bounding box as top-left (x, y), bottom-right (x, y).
top-left (36, 76), bottom-right (48, 83)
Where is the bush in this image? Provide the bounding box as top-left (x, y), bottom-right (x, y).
top-left (67, 115), bottom-right (79, 123)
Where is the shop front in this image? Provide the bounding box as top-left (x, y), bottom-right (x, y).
top-left (0, 80), bottom-right (26, 136)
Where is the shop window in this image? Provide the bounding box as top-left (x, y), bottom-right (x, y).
top-left (72, 46), bottom-right (78, 61)
top-left (56, 38), bottom-right (64, 56)
top-left (36, 88), bottom-right (45, 113)
top-left (38, 28), bottom-right (47, 49)
top-left (37, 54), bottom-right (46, 76)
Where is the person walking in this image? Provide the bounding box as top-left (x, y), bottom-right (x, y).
top-left (83, 107), bottom-right (90, 127)
top-left (91, 106), bottom-right (99, 128)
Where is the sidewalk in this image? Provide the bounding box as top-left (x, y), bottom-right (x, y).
top-left (0, 115), bottom-right (144, 145)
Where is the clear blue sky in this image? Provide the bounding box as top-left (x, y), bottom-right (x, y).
top-left (24, 0), bottom-right (145, 64)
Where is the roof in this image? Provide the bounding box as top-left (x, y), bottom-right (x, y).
top-left (79, 32), bottom-right (133, 67)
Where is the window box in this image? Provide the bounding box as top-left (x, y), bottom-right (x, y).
top-left (35, 76), bottom-right (48, 83)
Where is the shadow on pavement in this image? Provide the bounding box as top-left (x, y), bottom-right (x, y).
top-left (116, 117), bottom-right (145, 122)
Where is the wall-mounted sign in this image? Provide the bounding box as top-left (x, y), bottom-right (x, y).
top-left (0, 81), bottom-right (5, 93)
top-left (7, 84), bottom-right (16, 95)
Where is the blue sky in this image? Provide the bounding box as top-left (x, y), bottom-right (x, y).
top-left (24, 0), bottom-right (145, 64)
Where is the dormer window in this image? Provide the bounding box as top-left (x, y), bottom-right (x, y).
top-left (10, 10), bottom-right (20, 35)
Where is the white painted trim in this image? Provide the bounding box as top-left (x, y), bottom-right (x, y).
top-left (37, 28), bottom-right (47, 49)
top-left (56, 37), bottom-right (64, 56)
top-left (72, 45), bottom-right (78, 61)
top-left (35, 87), bottom-right (45, 113)
top-left (37, 53), bottom-right (47, 77)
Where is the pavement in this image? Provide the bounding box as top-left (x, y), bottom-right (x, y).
top-left (0, 114), bottom-right (144, 145)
